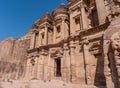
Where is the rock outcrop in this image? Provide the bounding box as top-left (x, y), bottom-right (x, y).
top-left (0, 37), bottom-right (30, 81)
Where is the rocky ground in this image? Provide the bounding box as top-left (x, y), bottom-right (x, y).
top-left (0, 80), bottom-right (105, 88)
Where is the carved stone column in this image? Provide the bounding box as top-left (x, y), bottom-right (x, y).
top-left (41, 54), bottom-right (44, 80)
top-left (34, 55), bottom-right (39, 79)
top-left (63, 43), bottom-right (71, 82)
top-left (104, 40), bottom-right (114, 88)
top-left (80, 2), bottom-right (89, 30)
top-left (47, 51), bottom-right (51, 81)
top-left (38, 31), bottom-right (42, 46)
top-left (65, 21), bottom-right (69, 39)
top-left (42, 50), bottom-right (48, 82)
top-left (82, 39), bottom-right (92, 85)
top-left (44, 25), bottom-right (48, 45)
top-left (30, 33), bottom-right (35, 49)
top-left (36, 55), bottom-right (41, 80)
top-left (61, 17), bottom-right (66, 39)
top-left (30, 56), bottom-right (38, 80)
top-left (70, 40), bottom-right (76, 83)
top-left (69, 10), bottom-right (75, 34)
top-left (53, 23), bottom-right (56, 43)
top-left (75, 40), bottom-right (86, 84)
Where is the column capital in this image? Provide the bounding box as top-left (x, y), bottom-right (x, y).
top-left (80, 39), bottom-right (89, 48)
top-left (53, 22), bottom-right (56, 26)
top-left (40, 50), bottom-right (48, 56)
top-left (33, 28), bottom-right (39, 33)
top-left (70, 41), bottom-right (76, 48)
top-left (75, 40), bottom-right (80, 45)
top-left (64, 43), bottom-right (69, 50)
top-left (83, 39), bottom-right (89, 45)
top-left (44, 24), bottom-right (48, 28)
top-left (62, 17), bottom-right (66, 21)
top-left (32, 24), bottom-right (38, 29)
top-left (69, 9), bottom-right (73, 14)
top-left (80, 2), bottom-right (85, 8)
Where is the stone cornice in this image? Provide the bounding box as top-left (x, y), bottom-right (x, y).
top-left (40, 49), bottom-right (48, 55)
top-left (27, 51), bottom-right (39, 58)
top-left (78, 22), bottom-right (109, 38)
top-left (50, 47), bottom-right (63, 57)
top-left (69, 22), bottom-right (109, 41)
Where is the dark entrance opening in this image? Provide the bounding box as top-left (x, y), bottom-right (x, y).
top-left (55, 59), bottom-right (61, 77)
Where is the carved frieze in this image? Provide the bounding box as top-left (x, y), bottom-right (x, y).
top-left (40, 49), bottom-right (48, 55)
top-left (50, 47), bottom-right (63, 58)
top-left (27, 51), bottom-right (39, 58)
top-left (64, 43), bottom-right (69, 51)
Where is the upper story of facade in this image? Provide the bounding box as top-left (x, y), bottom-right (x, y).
top-left (29, 0), bottom-right (120, 50)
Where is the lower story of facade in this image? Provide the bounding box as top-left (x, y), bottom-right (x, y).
top-left (25, 38), bottom-right (117, 88)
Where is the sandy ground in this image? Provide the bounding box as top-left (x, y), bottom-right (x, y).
top-left (0, 80), bottom-right (105, 88)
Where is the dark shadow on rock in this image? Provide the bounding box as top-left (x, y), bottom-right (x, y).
top-left (94, 41), bottom-right (106, 88)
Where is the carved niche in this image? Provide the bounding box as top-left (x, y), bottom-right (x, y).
top-left (30, 59), bottom-right (35, 66)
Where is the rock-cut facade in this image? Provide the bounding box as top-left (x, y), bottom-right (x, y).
top-left (0, 0), bottom-right (120, 88)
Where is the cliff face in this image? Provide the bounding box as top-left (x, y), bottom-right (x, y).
top-left (0, 37), bottom-right (30, 81)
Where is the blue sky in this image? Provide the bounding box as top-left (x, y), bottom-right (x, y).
top-left (0, 0), bottom-right (67, 41)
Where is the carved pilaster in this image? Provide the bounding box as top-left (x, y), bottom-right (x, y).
top-left (30, 33), bottom-right (35, 49)
top-left (41, 49), bottom-right (48, 82)
top-left (61, 17), bottom-right (66, 39)
top-left (44, 24), bottom-right (48, 45)
top-left (82, 39), bottom-right (92, 85)
top-left (53, 22), bottom-right (56, 43)
top-left (38, 31), bottom-right (42, 46)
top-left (75, 40), bottom-right (86, 84)
top-left (69, 40), bottom-right (76, 83)
top-left (47, 51), bottom-right (51, 81)
top-left (80, 2), bottom-right (89, 30)
top-left (63, 43), bottom-right (70, 82)
top-left (34, 56), bottom-right (39, 79)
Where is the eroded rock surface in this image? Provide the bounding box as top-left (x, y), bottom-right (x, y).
top-left (0, 38), bottom-right (30, 81)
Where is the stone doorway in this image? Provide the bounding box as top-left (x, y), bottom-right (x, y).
top-left (55, 59), bottom-right (61, 77)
